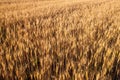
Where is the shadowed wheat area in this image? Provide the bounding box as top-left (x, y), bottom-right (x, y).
top-left (0, 0), bottom-right (120, 80)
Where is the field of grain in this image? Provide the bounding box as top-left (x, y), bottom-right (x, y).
top-left (0, 0), bottom-right (120, 80)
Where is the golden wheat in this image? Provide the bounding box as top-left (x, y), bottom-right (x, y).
top-left (0, 0), bottom-right (120, 80)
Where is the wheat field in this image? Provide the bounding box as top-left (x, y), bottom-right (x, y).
top-left (0, 0), bottom-right (120, 80)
